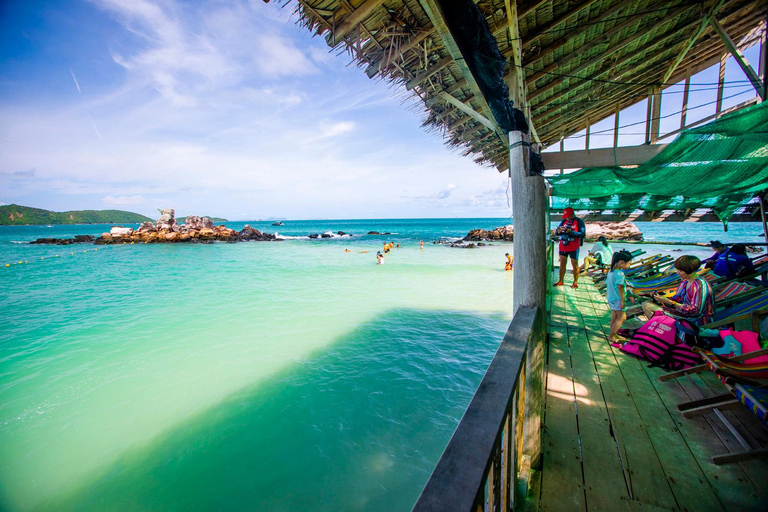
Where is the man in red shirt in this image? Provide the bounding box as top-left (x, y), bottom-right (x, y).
top-left (553, 207), bottom-right (586, 288)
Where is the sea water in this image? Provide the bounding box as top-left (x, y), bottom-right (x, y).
top-left (0, 219), bottom-right (763, 511)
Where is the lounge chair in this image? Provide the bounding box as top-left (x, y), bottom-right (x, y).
top-left (702, 291), bottom-right (768, 330)
top-left (669, 347), bottom-right (768, 464)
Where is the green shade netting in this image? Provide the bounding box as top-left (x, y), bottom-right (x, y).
top-left (547, 100), bottom-right (768, 221)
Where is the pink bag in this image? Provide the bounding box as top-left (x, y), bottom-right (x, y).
top-left (620, 311), bottom-right (701, 370)
top-left (718, 329), bottom-right (768, 364)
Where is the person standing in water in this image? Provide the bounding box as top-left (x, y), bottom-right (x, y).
top-left (376, 251), bottom-right (384, 264)
top-left (505, 253), bottom-right (514, 271)
top-left (420, 240), bottom-right (424, 250)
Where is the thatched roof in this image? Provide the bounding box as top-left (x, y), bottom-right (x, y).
top-left (292, 0), bottom-right (766, 172)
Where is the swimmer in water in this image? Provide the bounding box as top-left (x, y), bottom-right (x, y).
top-left (344, 249), bottom-right (351, 253)
top-left (505, 253), bottom-right (514, 271)
top-left (420, 240), bottom-right (424, 250)
top-left (377, 251), bottom-right (384, 265)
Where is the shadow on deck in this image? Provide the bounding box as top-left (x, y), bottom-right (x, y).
top-left (536, 275), bottom-right (768, 512)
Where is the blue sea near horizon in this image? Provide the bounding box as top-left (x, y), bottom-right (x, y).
top-left (1, 218), bottom-right (765, 511)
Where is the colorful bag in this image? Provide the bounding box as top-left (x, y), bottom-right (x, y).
top-left (620, 311), bottom-right (701, 370)
top-left (718, 329), bottom-right (768, 364)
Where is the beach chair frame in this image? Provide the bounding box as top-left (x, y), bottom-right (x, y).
top-left (662, 348), bottom-right (768, 464)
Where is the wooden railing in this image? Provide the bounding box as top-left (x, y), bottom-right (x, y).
top-left (411, 305), bottom-right (546, 512)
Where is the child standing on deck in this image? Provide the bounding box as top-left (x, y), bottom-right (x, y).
top-left (606, 251), bottom-right (633, 343)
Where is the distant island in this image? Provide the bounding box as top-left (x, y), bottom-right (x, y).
top-left (0, 204), bottom-right (153, 226)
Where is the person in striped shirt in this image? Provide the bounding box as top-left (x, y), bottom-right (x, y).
top-left (642, 255), bottom-right (715, 325)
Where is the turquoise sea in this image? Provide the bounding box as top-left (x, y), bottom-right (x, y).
top-left (0, 218), bottom-right (764, 511)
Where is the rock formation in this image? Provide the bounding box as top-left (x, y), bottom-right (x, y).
top-left (584, 221), bottom-right (643, 242)
top-left (156, 208), bottom-right (178, 232)
top-left (464, 225), bottom-right (514, 241)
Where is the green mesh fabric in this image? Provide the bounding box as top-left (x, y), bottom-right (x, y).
top-left (548, 100), bottom-right (768, 222)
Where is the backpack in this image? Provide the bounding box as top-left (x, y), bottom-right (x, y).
top-left (619, 311), bottom-right (701, 371)
top-left (675, 319), bottom-right (723, 351)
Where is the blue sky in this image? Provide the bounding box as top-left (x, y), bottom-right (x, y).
top-left (0, 0), bottom-right (517, 220)
top-left (0, 1), bottom-right (762, 220)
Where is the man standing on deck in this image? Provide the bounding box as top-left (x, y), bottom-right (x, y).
top-left (553, 207), bottom-right (586, 289)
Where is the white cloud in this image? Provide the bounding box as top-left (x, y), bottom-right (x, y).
top-left (103, 195), bottom-right (146, 206)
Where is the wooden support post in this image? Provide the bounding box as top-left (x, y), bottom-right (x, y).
top-left (510, 131), bottom-right (546, 314)
top-left (559, 135), bottom-right (564, 174)
top-left (645, 92), bottom-right (653, 144)
top-left (585, 117), bottom-right (591, 150)
top-left (650, 87), bottom-right (662, 143)
top-left (760, 193), bottom-right (768, 246)
top-left (613, 104), bottom-right (620, 148)
top-left (761, 18), bottom-right (767, 101)
top-left (710, 16), bottom-right (766, 100)
top-left (716, 52), bottom-right (726, 114)
top-left (681, 69), bottom-right (691, 130)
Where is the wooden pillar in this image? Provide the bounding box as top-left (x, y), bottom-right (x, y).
top-left (613, 104), bottom-right (620, 148)
top-left (644, 91), bottom-right (653, 144)
top-left (761, 18), bottom-right (767, 101)
top-left (760, 193), bottom-right (768, 246)
top-left (509, 134), bottom-right (547, 315)
top-left (559, 136), bottom-right (565, 174)
top-left (716, 53), bottom-right (726, 114)
top-left (680, 69), bottom-right (691, 130)
top-left (585, 117), bottom-right (591, 149)
top-left (649, 87), bottom-right (662, 143)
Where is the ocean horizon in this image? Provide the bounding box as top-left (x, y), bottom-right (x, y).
top-left (1, 218), bottom-right (765, 511)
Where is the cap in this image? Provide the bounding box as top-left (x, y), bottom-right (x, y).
top-left (562, 207), bottom-right (575, 218)
top-left (710, 240), bottom-right (725, 249)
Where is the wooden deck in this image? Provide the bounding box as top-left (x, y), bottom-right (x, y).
top-left (533, 274), bottom-right (768, 512)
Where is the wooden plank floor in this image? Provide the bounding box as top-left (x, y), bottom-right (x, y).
top-left (533, 272), bottom-right (768, 512)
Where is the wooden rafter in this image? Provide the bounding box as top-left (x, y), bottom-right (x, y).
top-left (710, 16), bottom-right (766, 99)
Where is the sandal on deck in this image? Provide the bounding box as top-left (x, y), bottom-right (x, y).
top-left (571, 283), bottom-right (579, 289)
top-left (553, 281), bottom-right (564, 287)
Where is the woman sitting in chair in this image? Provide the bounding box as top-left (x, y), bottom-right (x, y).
top-left (580, 236), bottom-right (613, 272)
top-left (642, 255), bottom-right (715, 325)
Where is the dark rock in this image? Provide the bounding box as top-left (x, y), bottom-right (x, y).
top-left (309, 234), bottom-right (319, 239)
top-left (73, 235), bottom-right (95, 243)
top-left (337, 231), bottom-right (349, 236)
top-left (367, 231), bottom-right (391, 235)
top-left (321, 233), bottom-right (332, 238)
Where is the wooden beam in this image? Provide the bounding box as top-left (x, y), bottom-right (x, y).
top-left (518, 0), bottom-right (636, 76)
top-left (406, 55), bottom-right (453, 90)
top-left (532, 9), bottom-right (761, 128)
top-left (661, 0), bottom-right (727, 86)
top-left (710, 16), bottom-right (766, 99)
top-left (528, 3), bottom-right (697, 102)
top-left (419, 0), bottom-right (505, 140)
top-left (327, 0), bottom-right (387, 43)
top-left (536, 11), bottom-right (765, 140)
top-left (680, 68), bottom-right (690, 129)
top-left (504, 0), bottom-right (539, 144)
top-left (716, 52), bottom-right (727, 113)
top-left (650, 87), bottom-right (662, 143)
top-left (540, 144), bottom-right (668, 169)
top-left (435, 92), bottom-right (497, 131)
top-left (365, 30), bottom-right (433, 77)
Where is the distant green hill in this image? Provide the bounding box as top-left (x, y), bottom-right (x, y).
top-left (0, 204), bottom-right (153, 226)
top-left (177, 216), bottom-right (228, 224)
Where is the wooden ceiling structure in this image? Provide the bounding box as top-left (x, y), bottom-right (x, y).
top-left (293, 0), bottom-right (766, 172)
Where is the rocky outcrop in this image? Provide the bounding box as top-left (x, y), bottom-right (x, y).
top-left (464, 225), bottom-right (514, 241)
top-left (367, 231), bottom-right (392, 235)
top-left (30, 235), bottom-right (95, 245)
top-left (156, 208), bottom-right (178, 232)
top-left (584, 221), bottom-right (643, 242)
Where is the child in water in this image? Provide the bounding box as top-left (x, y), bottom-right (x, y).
top-left (376, 251), bottom-right (384, 265)
top-left (504, 253), bottom-right (514, 271)
top-left (606, 250), bottom-right (633, 343)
